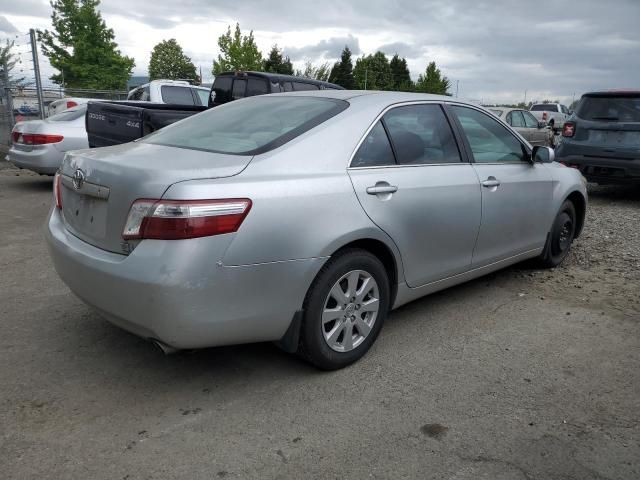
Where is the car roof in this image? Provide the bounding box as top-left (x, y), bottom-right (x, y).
top-left (582, 90), bottom-right (640, 98)
top-left (216, 71), bottom-right (344, 89)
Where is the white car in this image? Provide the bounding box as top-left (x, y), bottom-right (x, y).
top-left (530, 103), bottom-right (571, 132)
top-left (127, 80), bottom-right (210, 105)
top-left (48, 97), bottom-right (100, 117)
top-left (7, 105), bottom-right (89, 175)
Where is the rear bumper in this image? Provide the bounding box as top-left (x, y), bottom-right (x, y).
top-left (6, 146), bottom-right (62, 175)
top-left (555, 144), bottom-right (640, 184)
top-left (45, 207), bottom-right (326, 349)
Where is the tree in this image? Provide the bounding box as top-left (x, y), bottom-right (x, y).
top-left (39, 0), bottom-right (135, 90)
top-left (414, 61), bottom-right (450, 95)
top-left (295, 61), bottom-right (331, 81)
top-left (148, 39), bottom-right (197, 81)
top-left (263, 45), bottom-right (293, 75)
top-left (328, 46), bottom-right (356, 89)
top-left (0, 40), bottom-right (29, 88)
top-left (389, 54), bottom-right (412, 91)
top-left (212, 23), bottom-right (263, 74)
top-left (353, 52), bottom-right (393, 91)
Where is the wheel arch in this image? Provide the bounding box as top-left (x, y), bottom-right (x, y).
top-left (565, 190), bottom-right (587, 238)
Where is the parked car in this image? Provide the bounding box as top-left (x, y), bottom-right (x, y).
top-left (85, 72), bottom-right (344, 148)
top-left (48, 97), bottom-right (103, 117)
top-left (555, 91), bottom-right (640, 184)
top-left (7, 104), bottom-right (89, 175)
top-left (46, 91), bottom-right (587, 370)
top-left (127, 79), bottom-right (211, 106)
top-left (13, 104), bottom-right (40, 118)
top-left (530, 103), bottom-right (571, 132)
top-left (488, 107), bottom-right (554, 147)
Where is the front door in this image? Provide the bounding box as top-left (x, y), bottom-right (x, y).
top-left (451, 105), bottom-right (553, 267)
top-left (348, 103), bottom-right (481, 287)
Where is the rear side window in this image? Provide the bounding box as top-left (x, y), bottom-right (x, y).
top-left (576, 96), bottom-right (640, 122)
top-left (212, 77), bottom-right (233, 104)
top-left (193, 88), bottom-right (209, 106)
top-left (351, 122), bottom-right (396, 167)
top-left (128, 88), bottom-right (142, 100)
top-left (161, 86), bottom-right (195, 105)
top-left (293, 82), bottom-right (319, 91)
top-left (48, 105), bottom-right (87, 122)
top-left (246, 77), bottom-right (269, 97)
top-left (507, 110), bottom-right (525, 128)
top-left (232, 79), bottom-right (247, 100)
top-left (383, 104), bottom-right (461, 164)
top-left (282, 82), bottom-right (294, 92)
top-left (144, 96), bottom-right (348, 155)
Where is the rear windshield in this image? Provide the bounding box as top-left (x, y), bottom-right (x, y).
top-left (530, 104), bottom-right (557, 112)
top-left (576, 96), bottom-right (640, 122)
top-left (48, 105), bottom-right (87, 122)
top-left (143, 96), bottom-right (348, 155)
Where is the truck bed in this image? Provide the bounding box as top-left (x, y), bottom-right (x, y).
top-left (86, 101), bottom-right (207, 148)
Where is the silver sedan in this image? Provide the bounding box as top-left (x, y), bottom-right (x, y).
top-left (45, 92), bottom-right (587, 369)
top-left (8, 105), bottom-right (89, 175)
top-left (488, 107), bottom-right (555, 147)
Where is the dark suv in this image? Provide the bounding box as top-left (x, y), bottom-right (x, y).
top-left (555, 91), bottom-right (640, 185)
top-left (209, 71), bottom-right (344, 108)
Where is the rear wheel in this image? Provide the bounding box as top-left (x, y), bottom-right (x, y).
top-left (299, 249), bottom-right (390, 370)
top-left (537, 200), bottom-right (577, 268)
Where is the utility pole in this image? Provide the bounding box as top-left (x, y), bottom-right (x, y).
top-left (364, 68), bottom-right (368, 90)
top-left (29, 29), bottom-right (45, 119)
top-left (524, 89), bottom-right (527, 106)
top-left (455, 80), bottom-right (459, 98)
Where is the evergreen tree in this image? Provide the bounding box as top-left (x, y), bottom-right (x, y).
top-left (263, 45), bottom-right (293, 75)
top-left (212, 23), bottom-right (263, 74)
top-left (353, 52), bottom-right (393, 91)
top-left (328, 46), bottom-right (356, 89)
top-left (295, 61), bottom-right (331, 81)
top-left (414, 61), bottom-right (450, 95)
top-left (39, 0), bottom-right (135, 89)
top-left (389, 54), bottom-right (412, 91)
top-left (0, 40), bottom-right (29, 88)
top-left (148, 39), bottom-right (197, 81)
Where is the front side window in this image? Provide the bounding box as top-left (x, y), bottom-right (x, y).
top-left (383, 104), bottom-right (461, 164)
top-left (351, 122), bottom-right (395, 167)
top-left (246, 77), bottom-right (269, 97)
top-left (161, 86), bottom-right (195, 105)
top-left (522, 111), bottom-right (539, 128)
top-left (232, 79), bottom-right (247, 100)
top-left (144, 96), bottom-right (348, 155)
top-left (141, 86), bottom-right (151, 101)
top-left (452, 106), bottom-right (527, 163)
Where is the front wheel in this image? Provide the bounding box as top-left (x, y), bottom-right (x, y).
top-left (537, 200), bottom-right (577, 268)
top-left (299, 249), bottom-right (390, 370)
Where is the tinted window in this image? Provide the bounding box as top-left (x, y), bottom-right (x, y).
top-left (453, 106), bottom-right (527, 163)
top-left (293, 82), bottom-right (319, 91)
top-left (232, 79), bottom-right (247, 100)
top-left (161, 85), bottom-right (194, 105)
top-left (508, 111), bottom-right (525, 127)
top-left (522, 111), bottom-right (539, 128)
top-left (212, 76), bottom-right (233, 104)
top-left (383, 104), bottom-right (461, 164)
top-left (351, 122), bottom-right (395, 167)
top-left (48, 105), bottom-right (87, 122)
top-left (193, 88), bottom-right (209, 106)
top-left (530, 104), bottom-right (555, 112)
top-left (246, 77), bottom-right (269, 97)
top-left (576, 96), bottom-right (640, 122)
top-left (283, 82), bottom-right (293, 92)
top-left (144, 97), bottom-right (348, 155)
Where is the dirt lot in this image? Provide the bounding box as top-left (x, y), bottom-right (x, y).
top-left (0, 164), bottom-right (638, 479)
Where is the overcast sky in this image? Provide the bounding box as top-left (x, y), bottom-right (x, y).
top-left (2, 0), bottom-right (639, 104)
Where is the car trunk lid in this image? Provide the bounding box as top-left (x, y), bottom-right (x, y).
top-left (59, 142), bottom-right (252, 254)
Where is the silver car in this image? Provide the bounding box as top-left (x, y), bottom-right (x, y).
top-left (488, 107), bottom-right (555, 147)
top-left (8, 105), bottom-right (89, 175)
top-left (45, 91), bottom-right (587, 370)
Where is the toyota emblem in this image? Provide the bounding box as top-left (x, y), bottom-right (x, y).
top-left (72, 169), bottom-right (85, 190)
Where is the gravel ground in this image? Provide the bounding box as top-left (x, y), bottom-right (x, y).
top-left (0, 164), bottom-right (638, 479)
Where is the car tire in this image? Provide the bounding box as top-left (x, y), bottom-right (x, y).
top-left (536, 200), bottom-right (577, 268)
top-left (298, 249), bottom-right (390, 370)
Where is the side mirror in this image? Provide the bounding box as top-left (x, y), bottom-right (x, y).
top-left (538, 121), bottom-right (547, 129)
top-left (532, 145), bottom-right (554, 163)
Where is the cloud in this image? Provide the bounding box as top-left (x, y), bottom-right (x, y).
top-left (283, 34), bottom-right (360, 61)
top-left (375, 42), bottom-right (423, 59)
top-left (0, 16), bottom-right (19, 35)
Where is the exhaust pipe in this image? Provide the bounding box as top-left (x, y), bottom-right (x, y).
top-left (150, 339), bottom-right (180, 355)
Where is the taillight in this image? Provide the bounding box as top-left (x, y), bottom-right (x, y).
top-left (13, 133), bottom-right (64, 145)
top-left (542, 111), bottom-right (548, 121)
top-left (562, 122), bottom-right (576, 137)
top-left (66, 101), bottom-right (78, 109)
top-left (122, 199), bottom-right (252, 240)
top-left (53, 172), bottom-right (63, 209)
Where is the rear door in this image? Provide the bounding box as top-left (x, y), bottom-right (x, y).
top-left (348, 103), bottom-right (481, 287)
top-left (451, 105), bottom-right (553, 267)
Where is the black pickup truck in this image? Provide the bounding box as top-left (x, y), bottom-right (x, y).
top-left (86, 72), bottom-right (343, 148)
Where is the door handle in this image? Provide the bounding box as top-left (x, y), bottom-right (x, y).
top-left (366, 183), bottom-right (398, 195)
top-left (481, 177), bottom-right (501, 188)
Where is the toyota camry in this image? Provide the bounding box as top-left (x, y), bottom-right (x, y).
top-left (45, 91), bottom-right (587, 370)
